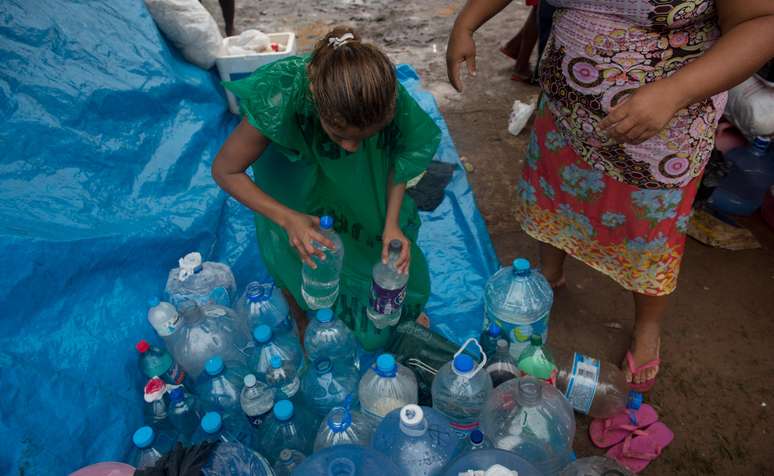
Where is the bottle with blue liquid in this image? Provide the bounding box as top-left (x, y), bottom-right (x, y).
top-left (301, 215), bottom-right (344, 309)
top-left (247, 324), bottom-right (305, 378)
top-left (236, 278), bottom-right (297, 336)
top-left (165, 252), bottom-right (236, 309)
top-left (301, 357), bottom-right (359, 417)
top-left (709, 136), bottom-right (774, 215)
top-left (195, 356), bottom-right (248, 414)
top-left (358, 354), bottom-right (418, 421)
top-left (257, 399), bottom-right (316, 464)
top-left (305, 308), bottom-right (358, 368)
top-left (127, 426), bottom-right (175, 470)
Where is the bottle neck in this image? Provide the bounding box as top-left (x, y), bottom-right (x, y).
top-left (516, 378), bottom-right (543, 406)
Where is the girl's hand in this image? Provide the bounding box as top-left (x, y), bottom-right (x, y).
top-left (382, 224), bottom-right (411, 275)
top-left (598, 80), bottom-right (685, 145)
top-left (446, 26), bottom-right (477, 92)
top-left (282, 212), bottom-right (335, 268)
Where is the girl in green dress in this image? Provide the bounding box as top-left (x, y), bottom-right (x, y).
top-left (212, 27), bottom-right (441, 350)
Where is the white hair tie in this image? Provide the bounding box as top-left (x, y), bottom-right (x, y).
top-left (328, 32), bottom-right (355, 49)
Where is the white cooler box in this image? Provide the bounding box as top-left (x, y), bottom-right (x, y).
top-left (216, 32), bottom-right (297, 114)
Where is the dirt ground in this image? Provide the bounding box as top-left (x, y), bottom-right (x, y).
top-left (207, 1), bottom-right (774, 474)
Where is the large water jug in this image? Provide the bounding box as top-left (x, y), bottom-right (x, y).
top-left (165, 303), bottom-right (250, 379)
top-left (305, 308), bottom-right (358, 367)
top-left (559, 456), bottom-right (634, 476)
top-left (272, 449), bottom-right (306, 476)
top-left (240, 373), bottom-right (274, 429)
top-left (314, 405), bottom-right (375, 451)
top-left (257, 400), bottom-right (316, 464)
top-left (358, 354), bottom-right (418, 420)
top-left (236, 278), bottom-right (297, 336)
top-left (165, 252), bottom-right (236, 309)
top-left (127, 426), bottom-right (175, 470)
top-left (191, 411), bottom-right (255, 447)
top-left (431, 338), bottom-right (493, 436)
top-left (70, 462), bottom-right (135, 476)
top-left (484, 258), bottom-right (553, 358)
top-left (441, 448), bottom-right (542, 476)
top-left (301, 357), bottom-right (359, 417)
top-left (167, 387), bottom-right (201, 443)
top-left (709, 137), bottom-right (774, 215)
top-left (136, 339), bottom-right (192, 388)
top-left (200, 442), bottom-right (274, 476)
top-left (372, 404), bottom-right (458, 476)
top-left (366, 239), bottom-right (409, 329)
top-left (292, 444), bottom-right (402, 476)
top-left (195, 356), bottom-right (248, 414)
top-left (480, 377), bottom-right (575, 475)
top-left (247, 324), bottom-right (304, 378)
top-left (301, 215), bottom-right (344, 309)
top-left (265, 355), bottom-right (300, 400)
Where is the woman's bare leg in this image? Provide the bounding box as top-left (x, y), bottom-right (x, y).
top-left (626, 292), bottom-right (667, 384)
top-left (539, 241), bottom-right (566, 288)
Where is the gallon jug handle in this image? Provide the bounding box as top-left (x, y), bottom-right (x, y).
top-left (454, 337), bottom-right (487, 377)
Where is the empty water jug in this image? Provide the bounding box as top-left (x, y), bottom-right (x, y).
top-left (191, 411), bottom-right (254, 447)
top-left (292, 444), bottom-right (402, 476)
top-left (358, 354), bottom-right (418, 420)
top-left (165, 252), bottom-right (236, 309)
top-left (257, 400), bottom-right (316, 464)
top-left (305, 308), bottom-right (358, 367)
top-left (236, 278), bottom-right (297, 336)
top-left (195, 356), bottom-right (248, 414)
top-left (200, 442), bottom-right (274, 476)
top-left (265, 355), bottom-right (300, 400)
top-left (314, 405), bottom-right (375, 451)
top-left (301, 357), bottom-right (359, 417)
top-left (247, 324), bottom-right (304, 378)
top-left (127, 426), bottom-right (175, 470)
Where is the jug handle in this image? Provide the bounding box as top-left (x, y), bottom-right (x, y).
top-left (454, 337), bottom-right (487, 377)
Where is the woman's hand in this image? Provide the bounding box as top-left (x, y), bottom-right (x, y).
top-left (282, 212), bottom-right (335, 268)
top-left (382, 223), bottom-right (411, 274)
top-left (598, 80), bottom-right (685, 145)
top-left (446, 25), bottom-right (477, 92)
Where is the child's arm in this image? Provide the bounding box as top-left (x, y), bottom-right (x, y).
top-left (212, 118), bottom-right (334, 268)
top-left (382, 171), bottom-right (410, 274)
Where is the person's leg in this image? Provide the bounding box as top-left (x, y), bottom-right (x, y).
top-left (501, 31), bottom-right (523, 59)
top-left (627, 292), bottom-right (668, 384)
top-left (218, 0), bottom-right (235, 36)
top-left (514, 6), bottom-right (538, 77)
top-left (282, 289), bottom-right (309, 344)
top-left (539, 241), bottom-right (566, 288)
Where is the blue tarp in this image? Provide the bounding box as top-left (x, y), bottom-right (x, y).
top-left (0, 1), bottom-right (498, 473)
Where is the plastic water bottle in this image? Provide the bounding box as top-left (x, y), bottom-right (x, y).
top-left (240, 373), bottom-right (274, 429)
top-left (559, 456), bottom-right (634, 476)
top-left (441, 448), bottom-right (542, 476)
top-left (164, 303), bottom-right (250, 379)
top-left (358, 354), bottom-right (418, 421)
top-left (305, 308), bottom-right (358, 367)
top-left (709, 136), bottom-right (774, 215)
top-left (431, 338), bottom-right (493, 437)
top-left (265, 355), bottom-right (300, 400)
top-left (257, 400), bottom-right (316, 463)
top-left (292, 444), bottom-right (402, 476)
top-left (272, 449), bottom-right (306, 476)
top-left (147, 298), bottom-right (181, 344)
top-left (236, 278), bottom-right (297, 336)
top-left (517, 334), bottom-right (558, 382)
top-left (480, 377), bottom-right (575, 475)
top-left (167, 387), bottom-right (201, 443)
top-left (247, 324), bottom-right (305, 378)
top-left (301, 357), bottom-right (359, 417)
top-left (142, 377), bottom-right (173, 431)
top-left (366, 240), bottom-right (409, 329)
top-left (165, 252), bottom-right (237, 309)
top-left (486, 339), bottom-right (520, 387)
top-left (480, 322), bottom-right (503, 360)
top-left (127, 426), bottom-right (175, 470)
top-left (314, 405), bottom-right (375, 451)
top-left (200, 441), bottom-right (275, 476)
top-left (301, 215), bottom-right (344, 309)
top-left (136, 339), bottom-right (192, 388)
top-left (191, 411), bottom-right (254, 447)
top-left (195, 356), bottom-right (247, 414)
top-left (372, 404), bottom-right (458, 476)
top-left (455, 428), bottom-right (494, 454)
top-left (484, 258), bottom-right (554, 358)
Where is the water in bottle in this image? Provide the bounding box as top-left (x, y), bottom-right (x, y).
top-left (441, 448), bottom-right (542, 476)
top-left (167, 387), bottom-right (200, 443)
top-left (304, 308), bottom-right (358, 367)
top-left (265, 355), bottom-right (300, 400)
top-left (127, 426), bottom-right (175, 470)
top-left (142, 377), bottom-right (173, 431)
top-left (136, 339), bottom-right (191, 388)
top-left (366, 240), bottom-right (409, 329)
top-left (201, 441), bottom-right (275, 476)
top-left (272, 449), bottom-right (306, 476)
top-left (480, 377), bottom-right (575, 475)
top-left (191, 411), bottom-right (254, 447)
top-left (236, 278), bottom-right (297, 336)
top-left (247, 324), bottom-right (305, 378)
top-left (486, 339), bottom-right (520, 387)
top-left (165, 252), bottom-right (237, 309)
top-left (372, 404), bottom-right (458, 476)
top-left (431, 339), bottom-right (493, 437)
top-left (480, 322), bottom-right (503, 360)
top-left (314, 405), bottom-right (375, 451)
top-left (484, 258), bottom-right (554, 358)
top-left (195, 356), bottom-right (248, 414)
top-left (301, 215), bottom-right (344, 309)
top-left (257, 399), bottom-right (316, 463)
top-left (559, 456), bottom-right (634, 476)
top-left (292, 444), bottom-right (402, 476)
top-left (147, 298), bottom-right (181, 344)
top-left (358, 354), bottom-right (418, 421)
top-left (240, 373), bottom-right (274, 429)
top-left (301, 357), bottom-right (359, 417)
top-left (517, 334), bottom-right (558, 383)
top-left (709, 136), bottom-right (774, 215)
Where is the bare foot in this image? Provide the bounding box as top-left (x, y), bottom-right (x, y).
top-left (624, 323), bottom-right (661, 385)
top-left (500, 33), bottom-right (523, 60)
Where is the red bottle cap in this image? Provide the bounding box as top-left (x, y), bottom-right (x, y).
top-left (135, 340), bottom-right (150, 353)
top-left (271, 42), bottom-right (279, 52)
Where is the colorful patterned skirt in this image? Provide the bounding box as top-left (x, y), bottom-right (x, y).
top-left (515, 99), bottom-right (699, 296)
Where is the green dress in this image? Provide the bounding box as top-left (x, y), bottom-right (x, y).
top-left (224, 56), bottom-right (441, 350)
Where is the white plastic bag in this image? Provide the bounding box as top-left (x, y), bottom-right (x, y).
top-left (144, 0), bottom-right (223, 69)
top-left (508, 99), bottom-right (536, 136)
top-left (724, 76), bottom-right (774, 140)
top-left (223, 29), bottom-right (271, 56)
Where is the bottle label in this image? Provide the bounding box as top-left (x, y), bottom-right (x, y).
top-left (488, 310), bottom-right (549, 352)
top-left (369, 281), bottom-right (406, 316)
top-left (449, 420), bottom-right (480, 439)
top-left (164, 361), bottom-right (187, 386)
top-left (564, 352), bottom-right (600, 415)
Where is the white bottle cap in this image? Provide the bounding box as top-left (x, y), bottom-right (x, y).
top-left (178, 252), bottom-right (202, 281)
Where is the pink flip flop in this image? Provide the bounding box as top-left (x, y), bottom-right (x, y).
top-left (625, 350), bottom-right (661, 392)
top-left (589, 399), bottom-right (658, 448)
top-left (606, 422), bottom-right (674, 473)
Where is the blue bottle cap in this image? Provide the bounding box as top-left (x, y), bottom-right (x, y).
top-left (274, 400), bottom-right (294, 421)
top-left (320, 215), bottom-right (334, 230)
top-left (169, 387), bottom-right (184, 403)
top-left (487, 322), bottom-right (501, 337)
top-left (270, 355), bottom-right (282, 369)
top-left (316, 308), bottom-right (334, 323)
top-left (628, 390), bottom-right (643, 410)
top-left (376, 354), bottom-right (396, 374)
top-left (253, 324), bottom-right (272, 343)
top-left (205, 356), bottom-right (224, 376)
top-left (512, 258), bottom-right (531, 274)
top-left (470, 429), bottom-right (484, 445)
top-left (244, 374), bottom-right (257, 387)
top-left (453, 354), bottom-right (475, 373)
top-left (201, 412), bottom-right (222, 434)
top-left (132, 426), bottom-right (155, 448)
top-left (147, 297), bottom-right (160, 307)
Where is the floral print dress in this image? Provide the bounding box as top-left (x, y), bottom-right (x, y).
top-left (516, 0), bottom-right (725, 295)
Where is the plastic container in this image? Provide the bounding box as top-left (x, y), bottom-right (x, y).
top-left (69, 462), bottom-right (135, 476)
top-left (431, 338), bottom-right (493, 436)
top-left (127, 426), bottom-right (175, 470)
top-left (480, 322), bottom-right (503, 360)
top-left (200, 441), bottom-right (274, 476)
top-left (358, 354), bottom-right (418, 421)
top-left (167, 387), bottom-right (201, 443)
top-left (442, 448), bottom-right (543, 476)
top-left (480, 377), bottom-right (576, 475)
top-left (272, 448), bottom-right (306, 476)
top-left (559, 456), bottom-right (634, 476)
top-left (517, 334), bottom-right (558, 382)
top-left (247, 324), bottom-right (305, 378)
top-left (366, 240), bottom-right (409, 329)
top-left (301, 215), bottom-right (344, 309)
top-left (142, 377), bottom-right (173, 431)
top-left (195, 356), bottom-right (248, 414)
top-left (708, 137), bottom-right (774, 215)
top-left (486, 339), bottom-right (520, 387)
top-left (265, 355), bottom-right (300, 400)
top-left (372, 404), bottom-right (458, 476)
top-left (236, 278), bottom-right (297, 336)
top-left (258, 399), bottom-right (316, 464)
top-left (484, 258), bottom-right (554, 357)
top-left (301, 357), bottom-right (359, 417)
top-left (240, 373), bottom-right (274, 429)
top-left (292, 444), bottom-right (402, 476)
top-left (165, 252), bottom-right (236, 309)
top-left (147, 299), bottom-right (181, 343)
top-left (305, 308), bottom-right (358, 367)
top-left (314, 405), bottom-right (375, 451)
top-left (136, 339), bottom-right (191, 388)
top-left (191, 411), bottom-right (255, 447)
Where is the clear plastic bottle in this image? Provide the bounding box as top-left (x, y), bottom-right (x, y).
top-left (200, 441), bottom-right (275, 476)
top-left (258, 400), bottom-right (316, 464)
top-left (559, 456), bottom-right (634, 476)
top-left (127, 426), bottom-right (175, 470)
top-left (301, 216), bottom-right (344, 309)
top-left (480, 377), bottom-right (575, 475)
top-left (480, 322), bottom-right (503, 360)
top-left (195, 356), bottom-right (247, 414)
top-left (147, 298), bottom-right (181, 344)
top-left (165, 252), bottom-right (237, 309)
top-left (272, 448), bottom-right (306, 476)
top-left (484, 258), bottom-right (554, 358)
top-left (358, 354), bottom-right (418, 421)
top-left (431, 339), bottom-right (493, 436)
top-left (314, 405), bottom-right (375, 451)
top-left (265, 355), bottom-right (300, 400)
top-left (366, 240), bottom-right (409, 329)
top-left (142, 377), bottom-right (173, 431)
top-left (239, 373), bottom-right (274, 429)
top-left (486, 339), bottom-right (520, 387)
top-left (304, 308), bottom-right (358, 367)
top-left (372, 404), bottom-right (458, 476)
top-left (301, 357), bottom-right (359, 417)
top-left (517, 334), bottom-right (558, 382)
top-left (709, 136), bottom-right (774, 215)
top-left (292, 444), bottom-right (402, 476)
top-left (167, 387), bottom-right (201, 443)
top-left (191, 411), bottom-right (254, 447)
top-left (136, 339), bottom-right (192, 388)
top-left (247, 324), bottom-right (305, 378)
top-left (236, 278), bottom-right (297, 336)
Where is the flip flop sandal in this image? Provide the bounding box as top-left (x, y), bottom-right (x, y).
top-left (589, 398), bottom-right (658, 448)
top-left (625, 351), bottom-right (661, 392)
top-left (606, 421), bottom-right (674, 473)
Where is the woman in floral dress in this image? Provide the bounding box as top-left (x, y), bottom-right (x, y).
top-left (447, 0), bottom-right (774, 389)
